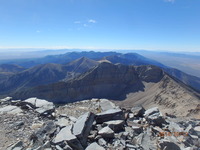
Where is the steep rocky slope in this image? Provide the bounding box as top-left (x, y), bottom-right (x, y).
top-left (164, 67), bottom-right (200, 92)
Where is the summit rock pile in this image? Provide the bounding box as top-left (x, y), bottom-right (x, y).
top-left (0, 97), bottom-right (199, 150)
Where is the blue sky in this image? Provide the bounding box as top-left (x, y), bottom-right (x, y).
top-left (0, 0), bottom-right (200, 52)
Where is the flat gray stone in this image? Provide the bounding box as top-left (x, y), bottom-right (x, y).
top-left (24, 98), bottom-right (54, 114)
top-left (0, 105), bottom-right (23, 114)
top-left (130, 106), bottom-right (145, 117)
top-left (86, 142), bottom-right (105, 150)
top-left (98, 126), bottom-right (114, 138)
top-left (72, 112), bottom-right (95, 147)
top-left (96, 109), bottom-right (124, 123)
top-left (53, 125), bottom-right (84, 150)
top-left (53, 125), bottom-right (76, 144)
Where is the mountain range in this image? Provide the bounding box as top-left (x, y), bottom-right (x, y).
top-left (0, 51), bottom-right (199, 117)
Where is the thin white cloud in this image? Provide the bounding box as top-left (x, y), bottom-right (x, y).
top-left (36, 30), bottom-right (41, 33)
top-left (88, 19), bottom-right (96, 23)
top-left (74, 21), bottom-right (81, 24)
top-left (83, 24), bottom-right (89, 27)
top-left (164, 0), bottom-right (175, 3)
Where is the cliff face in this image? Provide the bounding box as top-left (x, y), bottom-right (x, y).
top-left (12, 62), bottom-right (165, 103)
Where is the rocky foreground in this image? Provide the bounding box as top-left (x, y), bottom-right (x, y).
top-left (0, 97), bottom-right (199, 150)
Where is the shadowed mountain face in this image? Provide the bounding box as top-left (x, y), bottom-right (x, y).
top-left (0, 57), bottom-right (99, 94)
top-left (12, 63), bottom-right (165, 103)
top-left (2, 51), bottom-right (199, 91)
top-left (11, 62), bottom-right (200, 117)
top-left (102, 54), bottom-right (200, 92)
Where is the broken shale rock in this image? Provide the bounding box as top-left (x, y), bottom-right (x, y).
top-left (130, 106), bottom-right (145, 117)
top-left (96, 108), bottom-right (124, 124)
top-left (72, 112), bottom-right (95, 147)
top-left (53, 125), bottom-right (83, 150)
top-left (1, 98), bottom-right (200, 150)
top-left (144, 107), bottom-right (166, 127)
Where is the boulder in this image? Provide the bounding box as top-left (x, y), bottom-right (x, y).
top-left (85, 142), bottom-right (105, 150)
top-left (0, 105), bottom-right (23, 114)
top-left (159, 139), bottom-right (181, 150)
top-left (53, 125), bottom-right (84, 150)
top-left (144, 107), bottom-right (166, 126)
top-left (98, 126), bottom-right (114, 138)
top-left (102, 120), bottom-right (124, 132)
top-left (24, 98), bottom-right (55, 115)
top-left (96, 108), bottom-right (124, 123)
top-left (72, 112), bottom-right (95, 147)
top-left (130, 106), bottom-right (145, 117)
